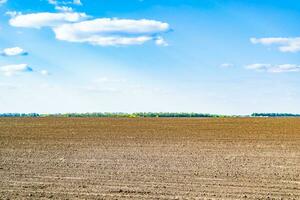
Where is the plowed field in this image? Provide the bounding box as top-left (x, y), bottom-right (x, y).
top-left (0, 118), bottom-right (299, 199)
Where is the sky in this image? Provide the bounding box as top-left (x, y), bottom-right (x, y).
top-left (0, 0), bottom-right (300, 115)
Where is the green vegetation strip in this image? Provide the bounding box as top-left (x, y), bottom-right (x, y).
top-left (0, 113), bottom-right (300, 117)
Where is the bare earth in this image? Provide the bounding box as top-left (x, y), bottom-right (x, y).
top-left (0, 117), bottom-right (299, 199)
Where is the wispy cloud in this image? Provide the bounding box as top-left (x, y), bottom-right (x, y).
top-left (93, 77), bottom-right (127, 83)
top-left (0, 64), bottom-right (33, 76)
top-left (9, 12), bottom-right (88, 28)
top-left (245, 63), bottom-right (300, 73)
top-left (73, 0), bottom-right (82, 5)
top-left (220, 63), bottom-right (234, 68)
top-left (83, 77), bottom-right (167, 95)
top-left (48, 0), bottom-right (57, 5)
top-left (55, 6), bottom-right (73, 12)
top-left (48, 0), bottom-right (82, 6)
top-left (0, 0), bottom-right (7, 4)
top-left (40, 70), bottom-right (50, 76)
top-left (250, 37), bottom-right (300, 53)
top-left (1, 47), bottom-right (28, 56)
top-left (155, 36), bottom-right (169, 46)
top-left (5, 11), bottom-right (20, 17)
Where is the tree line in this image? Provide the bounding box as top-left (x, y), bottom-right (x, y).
top-left (0, 112), bottom-right (226, 118)
top-left (0, 113), bottom-right (299, 118)
top-left (251, 113), bottom-right (300, 117)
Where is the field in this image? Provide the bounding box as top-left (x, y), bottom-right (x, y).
top-left (0, 117), bottom-right (299, 199)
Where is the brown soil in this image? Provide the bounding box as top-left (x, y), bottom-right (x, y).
top-left (0, 117), bottom-right (299, 199)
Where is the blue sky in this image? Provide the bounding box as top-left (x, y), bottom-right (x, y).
top-left (0, 0), bottom-right (300, 114)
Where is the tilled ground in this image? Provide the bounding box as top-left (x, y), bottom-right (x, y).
top-left (0, 117), bottom-right (299, 199)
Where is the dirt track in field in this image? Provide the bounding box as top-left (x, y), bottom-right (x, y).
top-left (0, 117), bottom-right (299, 199)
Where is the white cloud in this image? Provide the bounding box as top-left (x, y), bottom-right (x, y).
top-left (1, 47), bottom-right (28, 56)
top-left (55, 6), bottom-right (73, 12)
top-left (220, 63), bottom-right (234, 68)
top-left (53, 18), bottom-right (170, 46)
top-left (0, 0), bottom-right (7, 4)
top-left (40, 70), bottom-right (50, 76)
top-left (8, 11), bottom-right (170, 46)
top-left (9, 12), bottom-right (88, 28)
top-left (250, 37), bottom-right (300, 53)
top-left (245, 63), bottom-right (300, 73)
top-left (0, 64), bottom-right (33, 76)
